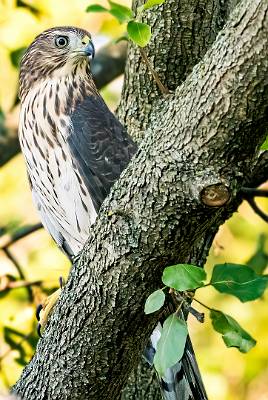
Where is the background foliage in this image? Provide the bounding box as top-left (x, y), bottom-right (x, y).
top-left (0, 1), bottom-right (267, 399)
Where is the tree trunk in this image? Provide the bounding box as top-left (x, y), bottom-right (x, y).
top-left (13, 0), bottom-right (268, 399)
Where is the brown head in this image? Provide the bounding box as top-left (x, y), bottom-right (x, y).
top-left (19, 26), bottom-right (95, 100)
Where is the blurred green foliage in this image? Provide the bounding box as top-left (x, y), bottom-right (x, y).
top-left (0, 1), bottom-right (267, 399)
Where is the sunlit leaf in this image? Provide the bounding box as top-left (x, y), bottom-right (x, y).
top-left (210, 310), bottom-right (256, 353)
top-left (108, 1), bottom-right (133, 23)
top-left (145, 289), bottom-right (165, 314)
top-left (210, 263), bottom-right (268, 302)
top-left (154, 314), bottom-right (188, 376)
top-left (261, 135), bottom-right (268, 150)
top-left (162, 264), bottom-right (206, 291)
top-left (86, 4), bottom-right (108, 13)
top-left (127, 21), bottom-right (151, 47)
top-left (143, 0), bottom-right (166, 10)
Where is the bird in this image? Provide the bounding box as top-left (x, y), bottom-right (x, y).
top-left (18, 26), bottom-right (207, 400)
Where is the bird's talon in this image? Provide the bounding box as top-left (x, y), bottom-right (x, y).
top-left (35, 287), bottom-right (62, 335)
top-left (36, 304), bottom-right (43, 321)
top-left (59, 276), bottom-right (65, 289)
top-left (37, 322), bottom-right (42, 338)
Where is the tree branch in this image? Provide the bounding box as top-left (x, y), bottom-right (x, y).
top-left (12, 0), bottom-right (268, 399)
top-left (0, 223), bottom-right (43, 250)
top-left (118, 0), bottom-right (242, 142)
top-left (91, 40), bottom-right (127, 89)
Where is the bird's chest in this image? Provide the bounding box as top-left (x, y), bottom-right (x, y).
top-left (18, 82), bottom-right (78, 214)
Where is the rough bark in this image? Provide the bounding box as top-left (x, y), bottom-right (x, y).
top-left (12, 0), bottom-right (268, 399)
top-left (121, 0), bottom-right (245, 396)
top-left (118, 0), bottom-right (242, 142)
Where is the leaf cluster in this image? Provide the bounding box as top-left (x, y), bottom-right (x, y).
top-left (145, 258), bottom-right (268, 377)
top-left (86, 0), bottom-right (166, 47)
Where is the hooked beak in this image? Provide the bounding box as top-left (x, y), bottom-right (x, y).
top-left (84, 41), bottom-right (95, 59)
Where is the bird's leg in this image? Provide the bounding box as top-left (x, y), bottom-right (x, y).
top-left (36, 253), bottom-right (81, 336)
top-left (36, 277), bottom-right (65, 336)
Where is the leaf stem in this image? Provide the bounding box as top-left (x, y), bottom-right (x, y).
top-left (193, 297), bottom-right (213, 311)
top-left (175, 300), bottom-right (184, 316)
top-left (199, 283), bottom-right (210, 288)
top-left (139, 47), bottom-right (170, 95)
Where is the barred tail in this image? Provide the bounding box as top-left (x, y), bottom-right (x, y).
top-left (145, 324), bottom-right (208, 400)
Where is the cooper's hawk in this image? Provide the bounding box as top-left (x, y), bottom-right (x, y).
top-left (19, 27), bottom-right (207, 400)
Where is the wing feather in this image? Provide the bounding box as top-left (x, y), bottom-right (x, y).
top-left (67, 94), bottom-right (137, 211)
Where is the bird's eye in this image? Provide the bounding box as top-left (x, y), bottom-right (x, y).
top-left (55, 36), bottom-right (69, 48)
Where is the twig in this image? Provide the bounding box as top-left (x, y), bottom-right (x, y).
top-left (0, 331), bottom-right (33, 362)
top-left (2, 248), bottom-right (33, 301)
top-left (0, 222), bottom-right (43, 250)
top-left (139, 48), bottom-right (170, 95)
top-left (193, 297), bottom-right (213, 311)
top-left (240, 187), bottom-right (268, 223)
top-left (0, 276), bottom-right (41, 292)
top-left (187, 306), bottom-right (205, 323)
top-left (240, 187), bottom-right (268, 197)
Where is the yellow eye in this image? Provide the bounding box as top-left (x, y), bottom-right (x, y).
top-left (55, 36), bottom-right (69, 48)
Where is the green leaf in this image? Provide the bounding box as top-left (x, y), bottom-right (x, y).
top-left (10, 47), bottom-right (26, 68)
top-left (210, 263), bottom-right (268, 302)
top-left (108, 1), bottom-right (133, 23)
top-left (210, 310), bottom-right (256, 353)
top-left (154, 314), bottom-right (188, 376)
top-left (86, 4), bottom-right (108, 12)
top-left (247, 234), bottom-right (268, 274)
top-left (127, 21), bottom-right (151, 47)
top-left (145, 289), bottom-right (165, 314)
top-left (143, 0), bottom-right (166, 10)
top-left (261, 135), bottom-right (268, 150)
top-left (162, 264), bottom-right (206, 291)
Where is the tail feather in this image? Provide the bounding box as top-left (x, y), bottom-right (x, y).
top-left (145, 324), bottom-right (208, 400)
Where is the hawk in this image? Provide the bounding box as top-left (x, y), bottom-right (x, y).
top-left (19, 26), bottom-right (136, 259)
top-left (19, 27), bottom-right (207, 400)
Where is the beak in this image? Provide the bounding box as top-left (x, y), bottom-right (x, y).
top-left (84, 41), bottom-right (95, 59)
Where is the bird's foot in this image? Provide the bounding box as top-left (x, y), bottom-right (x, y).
top-left (36, 277), bottom-right (64, 336)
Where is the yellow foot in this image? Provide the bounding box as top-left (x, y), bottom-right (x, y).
top-left (36, 278), bottom-right (64, 336)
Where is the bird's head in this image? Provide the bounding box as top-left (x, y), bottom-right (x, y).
top-left (19, 26), bottom-right (95, 99)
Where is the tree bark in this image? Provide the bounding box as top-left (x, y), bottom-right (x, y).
top-left (13, 0), bottom-right (268, 399)
top-left (121, 0), bottom-right (245, 396)
top-left (118, 0), bottom-right (241, 141)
